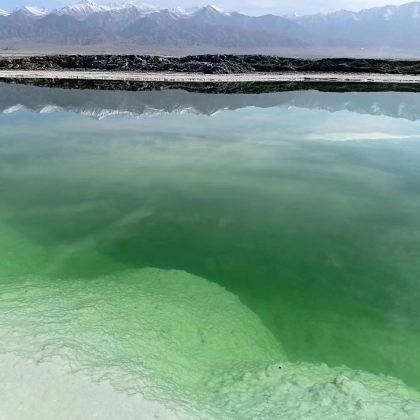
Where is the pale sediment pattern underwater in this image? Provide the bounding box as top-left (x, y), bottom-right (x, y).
top-left (1, 83), bottom-right (420, 418)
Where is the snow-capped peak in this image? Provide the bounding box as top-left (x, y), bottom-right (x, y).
top-left (122, 1), bottom-right (159, 13)
top-left (18, 5), bottom-right (48, 17)
top-left (0, 8), bottom-right (10, 16)
top-left (56, 0), bottom-right (111, 19)
top-left (205, 5), bottom-right (227, 13)
top-left (194, 5), bottom-right (229, 16)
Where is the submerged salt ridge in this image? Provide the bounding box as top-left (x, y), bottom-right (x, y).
top-left (1, 266), bottom-right (420, 419)
top-left (1, 225), bottom-right (420, 419)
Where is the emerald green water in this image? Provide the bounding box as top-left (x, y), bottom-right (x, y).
top-left (1, 83), bottom-right (420, 414)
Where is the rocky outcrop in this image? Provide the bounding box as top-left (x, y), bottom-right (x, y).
top-left (2, 55), bottom-right (420, 75)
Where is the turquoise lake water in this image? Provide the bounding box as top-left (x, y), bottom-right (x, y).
top-left (1, 82), bottom-right (420, 417)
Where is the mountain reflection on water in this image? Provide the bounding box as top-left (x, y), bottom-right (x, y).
top-left (2, 80), bottom-right (420, 121)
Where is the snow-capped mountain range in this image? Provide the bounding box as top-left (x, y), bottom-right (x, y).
top-left (55, 0), bottom-right (165, 20)
top-left (6, 1), bottom-right (228, 20)
top-left (2, 0), bottom-right (420, 53)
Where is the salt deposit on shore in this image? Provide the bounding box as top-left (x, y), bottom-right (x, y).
top-left (2, 70), bottom-right (420, 84)
top-left (0, 354), bottom-right (179, 420)
top-left (3, 352), bottom-right (420, 420)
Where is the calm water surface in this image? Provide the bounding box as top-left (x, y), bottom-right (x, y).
top-left (1, 82), bottom-right (420, 416)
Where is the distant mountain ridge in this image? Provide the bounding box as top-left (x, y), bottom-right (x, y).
top-left (2, 0), bottom-right (420, 54)
top-left (292, 2), bottom-right (420, 49)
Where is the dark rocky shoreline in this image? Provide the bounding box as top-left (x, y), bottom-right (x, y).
top-left (3, 77), bottom-right (420, 94)
top-left (2, 55), bottom-right (420, 75)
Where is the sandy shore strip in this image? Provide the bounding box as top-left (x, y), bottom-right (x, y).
top-left (2, 70), bottom-right (420, 84)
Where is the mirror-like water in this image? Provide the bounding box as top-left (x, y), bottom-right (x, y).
top-left (1, 82), bottom-right (420, 418)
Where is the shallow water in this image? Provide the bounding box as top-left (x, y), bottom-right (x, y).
top-left (1, 82), bottom-right (420, 417)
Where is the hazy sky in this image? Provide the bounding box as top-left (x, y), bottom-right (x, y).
top-left (0, 0), bottom-right (412, 15)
